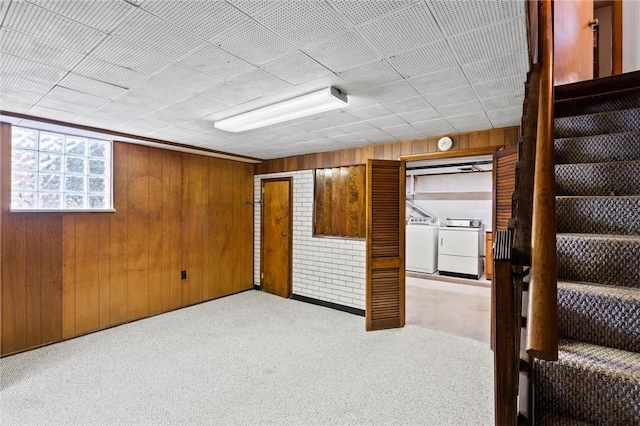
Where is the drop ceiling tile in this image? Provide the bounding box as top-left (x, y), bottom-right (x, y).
top-left (361, 80), bottom-right (419, 103)
top-left (449, 16), bottom-right (527, 65)
top-left (1, 53), bottom-right (67, 85)
top-left (142, 0), bottom-right (247, 40)
top-left (310, 126), bottom-right (349, 139)
top-left (0, 28), bottom-right (85, 71)
top-left (177, 118), bottom-right (219, 133)
top-left (412, 118), bottom-right (457, 136)
top-left (28, 105), bottom-right (81, 122)
top-left (487, 106), bottom-right (523, 121)
top-left (490, 117), bottom-right (521, 128)
top-left (58, 73), bottom-right (128, 100)
top-left (408, 67), bottom-right (469, 94)
top-left (367, 115), bottom-right (407, 129)
top-left (257, 0), bottom-right (348, 47)
top-left (480, 93), bottom-right (524, 111)
top-left (0, 86), bottom-right (42, 105)
top-left (90, 36), bottom-right (172, 75)
top-left (147, 126), bottom-right (201, 140)
top-left (154, 64), bottom-right (225, 93)
top-left (424, 85), bottom-right (477, 107)
top-left (0, 100), bottom-right (33, 113)
top-left (142, 109), bottom-right (196, 126)
top-left (338, 121), bottom-right (377, 134)
top-left (358, 2), bottom-right (442, 56)
top-left (37, 97), bottom-right (95, 114)
top-left (463, 50), bottom-right (529, 84)
top-left (427, 0), bottom-right (525, 36)
top-left (0, 1), bottom-right (9, 22)
top-left (338, 60), bottom-right (403, 89)
top-left (388, 40), bottom-right (458, 78)
top-left (1, 74), bottom-right (54, 98)
top-left (296, 120), bottom-right (329, 132)
top-left (125, 78), bottom-right (193, 106)
top-left (261, 51), bottom-right (332, 85)
top-left (212, 19), bottom-right (296, 66)
top-left (111, 8), bottom-right (204, 60)
top-left (72, 57), bottom-right (148, 89)
top-left (398, 108), bottom-right (442, 123)
top-left (436, 99), bottom-right (484, 117)
top-left (448, 113), bottom-right (493, 132)
top-left (356, 129), bottom-right (395, 143)
top-left (46, 86), bottom-right (109, 108)
top-left (316, 111), bottom-right (360, 126)
top-left (348, 105), bottom-right (393, 121)
top-left (382, 124), bottom-right (424, 139)
top-left (473, 75), bottom-right (526, 98)
top-left (94, 99), bottom-right (156, 119)
top-left (181, 44), bottom-right (256, 79)
top-left (303, 31), bottom-right (378, 72)
top-left (72, 116), bottom-right (122, 130)
top-left (328, 0), bottom-right (415, 26)
top-left (162, 95), bottom-right (229, 120)
top-left (382, 96), bottom-right (433, 114)
top-left (201, 69), bottom-right (292, 107)
top-left (118, 118), bottom-right (170, 135)
top-left (30, 0), bottom-right (135, 32)
top-left (4, 1), bottom-right (106, 54)
top-left (228, 0), bottom-right (279, 16)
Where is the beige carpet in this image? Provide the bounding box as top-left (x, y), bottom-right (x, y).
top-left (1, 290), bottom-right (493, 425)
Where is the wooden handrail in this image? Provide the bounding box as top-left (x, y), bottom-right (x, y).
top-left (526, 0), bottom-right (558, 361)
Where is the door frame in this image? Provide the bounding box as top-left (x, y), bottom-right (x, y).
top-left (260, 177), bottom-right (293, 297)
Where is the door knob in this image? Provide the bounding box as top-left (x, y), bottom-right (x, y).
top-left (282, 232), bottom-right (288, 236)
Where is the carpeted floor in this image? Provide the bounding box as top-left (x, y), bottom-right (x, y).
top-left (0, 290), bottom-right (494, 425)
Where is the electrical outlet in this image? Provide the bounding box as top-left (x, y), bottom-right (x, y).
top-left (181, 270), bottom-right (187, 280)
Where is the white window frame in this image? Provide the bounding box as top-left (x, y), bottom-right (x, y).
top-left (10, 125), bottom-right (115, 213)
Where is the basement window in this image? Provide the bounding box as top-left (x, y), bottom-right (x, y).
top-left (10, 126), bottom-right (113, 212)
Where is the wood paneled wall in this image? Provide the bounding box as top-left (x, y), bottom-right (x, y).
top-left (1, 126), bottom-right (254, 356)
top-left (314, 165), bottom-right (366, 238)
top-left (255, 127), bottom-right (520, 175)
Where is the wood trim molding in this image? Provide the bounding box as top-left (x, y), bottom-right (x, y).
top-left (612, 0), bottom-right (623, 75)
top-left (399, 145), bottom-right (505, 162)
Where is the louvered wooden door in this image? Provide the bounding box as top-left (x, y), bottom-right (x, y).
top-left (493, 146), bottom-right (518, 232)
top-left (366, 160), bottom-right (405, 331)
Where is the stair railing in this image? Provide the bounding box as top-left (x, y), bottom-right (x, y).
top-left (493, 1), bottom-right (558, 425)
top-left (526, 0), bottom-right (558, 362)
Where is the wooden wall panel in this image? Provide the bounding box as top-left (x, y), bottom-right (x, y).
top-left (255, 126), bottom-right (520, 174)
top-left (2, 125), bottom-right (254, 356)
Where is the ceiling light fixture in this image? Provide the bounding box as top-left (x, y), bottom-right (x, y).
top-left (214, 86), bottom-right (348, 133)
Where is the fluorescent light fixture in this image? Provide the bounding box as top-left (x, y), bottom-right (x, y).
top-left (214, 86), bottom-right (348, 133)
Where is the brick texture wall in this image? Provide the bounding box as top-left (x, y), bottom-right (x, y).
top-left (254, 171), bottom-right (365, 310)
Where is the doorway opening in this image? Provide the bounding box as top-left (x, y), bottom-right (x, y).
top-left (404, 155), bottom-right (493, 343)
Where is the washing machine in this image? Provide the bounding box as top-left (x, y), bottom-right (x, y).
top-left (405, 217), bottom-right (439, 273)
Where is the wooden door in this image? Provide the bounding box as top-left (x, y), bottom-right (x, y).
top-left (554, 0), bottom-right (594, 85)
top-left (261, 178), bottom-right (292, 298)
top-left (366, 160), bottom-right (405, 331)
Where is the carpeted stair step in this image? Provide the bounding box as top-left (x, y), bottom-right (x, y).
top-left (554, 107), bottom-right (640, 138)
top-left (535, 340), bottom-right (640, 425)
top-left (537, 411), bottom-right (596, 426)
top-left (556, 196), bottom-right (640, 235)
top-left (555, 70), bottom-right (640, 100)
top-left (558, 281), bottom-right (640, 353)
top-left (557, 234), bottom-right (640, 288)
top-left (555, 87), bottom-right (640, 118)
top-left (554, 131), bottom-right (640, 165)
top-left (555, 160), bottom-right (640, 196)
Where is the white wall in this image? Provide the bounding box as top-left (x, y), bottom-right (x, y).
top-left (407, 171), bottom-right (493, 230)
top-left (623, 0), bottom-right (640, 72)
top-left (254, 170), bottom-right (366, 310)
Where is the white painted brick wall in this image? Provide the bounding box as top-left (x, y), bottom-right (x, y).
top-left (254, 170), bottom-right (366, 310)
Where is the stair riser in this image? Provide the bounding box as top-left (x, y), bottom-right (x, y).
top-left (555, 108), bottom-right (640, 138)
top-left (555, 131), bottom-right (640, 165)
top-left (557, 235), bottom-right (640, 288)
top-left (556, 162), bottom-right (640, 196)
top-left (555, 88), bottom-right (640, 118)
top-left (554, 70), bottom-right (640, 100)
top-left (536, 359), bottom-right (640, 425)
top-left (556, 197), bottom-right (640, 235)
top-left (558, 287), bottom-right (640, 353)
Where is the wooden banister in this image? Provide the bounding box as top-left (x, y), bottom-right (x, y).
top-left (526, 0), bottom-right (558, 361)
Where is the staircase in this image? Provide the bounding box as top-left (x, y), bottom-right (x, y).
top-left (534, 71), bottom-right (640, 425)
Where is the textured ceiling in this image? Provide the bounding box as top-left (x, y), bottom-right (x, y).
top-left (0, 0), bottom-right (529, 160)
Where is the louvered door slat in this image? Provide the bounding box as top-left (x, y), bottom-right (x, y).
top-left (366, 159), bottom-right (405, 331)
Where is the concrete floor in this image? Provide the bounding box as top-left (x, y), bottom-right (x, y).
top-left (405, 275), bottom-right (491, 344)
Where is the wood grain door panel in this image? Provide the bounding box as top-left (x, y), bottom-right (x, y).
top-left (554, 0), bottom-right (594, 85)
top-left (261, 178), bottom-right (292, 299)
